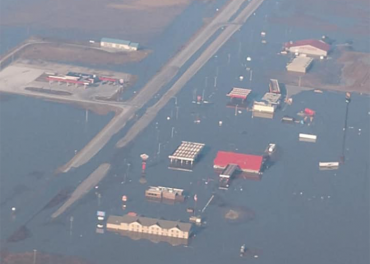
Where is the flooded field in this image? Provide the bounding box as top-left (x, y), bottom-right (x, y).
top-left (0, 0), bottom-right (369, 264)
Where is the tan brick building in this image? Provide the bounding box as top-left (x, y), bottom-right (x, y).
top-left (107, 214), bottom-right (192, 239)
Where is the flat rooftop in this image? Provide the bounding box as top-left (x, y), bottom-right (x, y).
top-left (214, 151), bottom-right (263, 172)
top-left (262, 92), bottom-right (282, 105)
top-left (147, 186), bottom-right (184, 194)
top-left (226, 87), bottom-right (251, 99)
top-left (169, 141), bottom-right (205, 162)
top-left (287, 57), bottom-right (313, 70)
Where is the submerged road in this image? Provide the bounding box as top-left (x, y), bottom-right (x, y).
top-left (52, 163), bottom-right (111, 218)
top-left (62, 0), bottom-right (265, 172)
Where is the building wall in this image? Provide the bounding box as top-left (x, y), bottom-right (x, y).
top-left (253, 104), bottom-right (275, 113)
top-left (101, 42), bottom-right (131, 50)
top-left (241, 168), bottom-right (260, 174)
top-left (288, 45), bottom-right (327, 56)
top-left (286, 65), bottom-right (307, 73)
top-left (162, 192), bottom-right (177, 200)
top-left (145, 190), bottom-right (162, 198)
top-left (107, 221), bottom-right (189, 238)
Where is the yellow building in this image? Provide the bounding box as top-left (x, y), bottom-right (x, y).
top-left (107, 215), bottom-right (192, 239)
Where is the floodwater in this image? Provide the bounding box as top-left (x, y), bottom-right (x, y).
top-left (1, 0), bottom-right (369, 264)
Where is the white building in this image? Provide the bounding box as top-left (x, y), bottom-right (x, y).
top-left (286, 57), bottom-right (313, 73)
top-left (284, 39), bottom-right (330, 57)
top-left (101, 38), bottom-right (139, 51)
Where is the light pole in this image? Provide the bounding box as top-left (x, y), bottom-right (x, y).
top-left (157, 143), bottom-right (161, 155)
top-left (124, 163), bottom-right (130, 183)
top-left (85, 109), bottom-right (89, 123)
top-left (235, 104), bottom-right (239, 116)
top-left (69, 216), bottom-right (74, 237)
top-left (340, 93), bottom-right (351, 163)
top-left (97, 193), bottom-right (101, 207)
top-left (172, 96), bottom-right (178, 106)
top-left (171, 127), bottom-right (175, 138)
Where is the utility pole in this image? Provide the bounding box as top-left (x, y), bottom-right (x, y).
top-left (176, 106), bottom-right (179, 119)
top-left (235, 104), bottom-right (239, 116)
top-left (298, 76), bottom-right (302, 87)
top-left (125, 163), bottom-right (131, 183)
top-left (156, 128), bottom-right (160, 142)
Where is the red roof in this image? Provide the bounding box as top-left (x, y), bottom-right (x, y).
top-left (214, 151), bottom-right (263, 172)
top-left (285, 39), bottom-right (330, 52)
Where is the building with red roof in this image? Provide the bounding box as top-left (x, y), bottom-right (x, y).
top-left (284, 39), bottom-right (331, 57)
top-left (214, 151), bottom-right (264, 174)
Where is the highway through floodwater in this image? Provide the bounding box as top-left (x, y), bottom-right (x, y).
top-left (61, 0), bottom-right (266, 173)
top-left (116, 0), bottom-right (265, 149)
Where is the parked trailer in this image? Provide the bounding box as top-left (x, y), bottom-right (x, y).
top-left (281, 116), bottom-right (295, 123)
top-left (319, 162), bottom-right (339, 167)
top-left (299, 133), bottom-right (317, 142)
top-left (319, 162), bottom-right (339, 170)
top-left (99, 76), bottom-right (118, 82)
